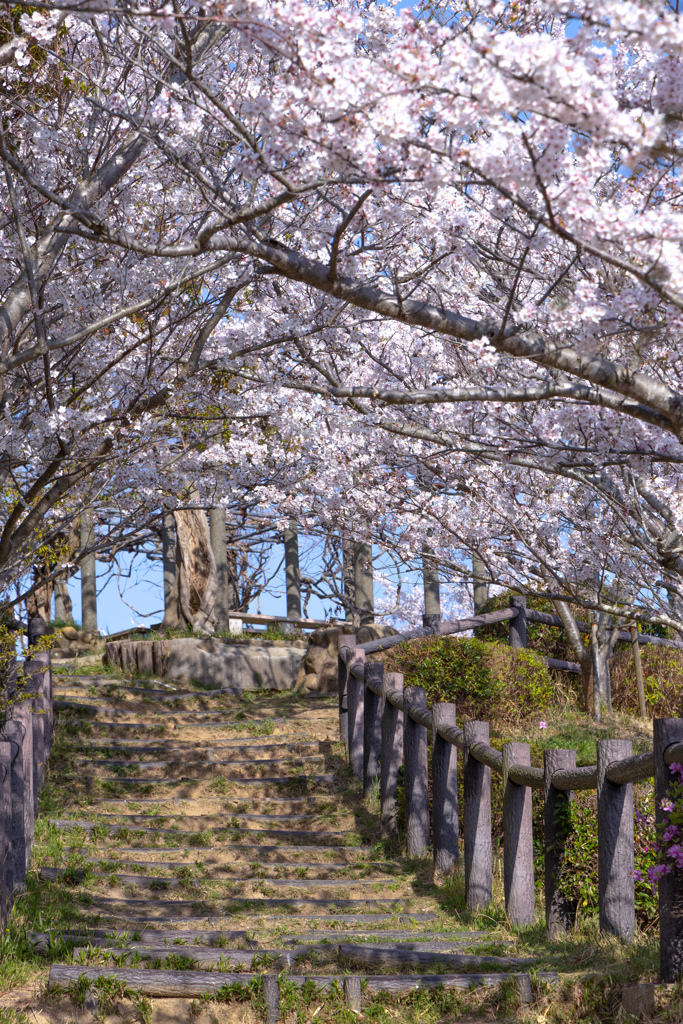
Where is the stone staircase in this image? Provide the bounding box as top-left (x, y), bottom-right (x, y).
top-left (28, 670), bottom-right (543, 1021)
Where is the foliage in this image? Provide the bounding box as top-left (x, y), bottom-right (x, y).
top-left (555, 789), bottom-right (658, 929)
top-left (386, 635), bottom-right (553, 720)
top-left (611, 645), bottom-right (683, 718)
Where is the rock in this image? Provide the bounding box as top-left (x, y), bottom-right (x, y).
top-left (621, 984), bottom-right (656, 1017)
top-left (61, 626), bottom-right (80, 641)
top-left (296, 621), bottom-right (398, 694)
top-left (303, 645), bottom-right (329, 675)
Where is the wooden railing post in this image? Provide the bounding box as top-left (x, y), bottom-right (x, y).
top-left (363, 663), bottom-right (383, 796)
top-left (347, 648), bottom-right (366, 779)
top-left (502, 742), bottom-right (535, 926)
top-left (432, 703), bottom-right (459, 875)
top-left (597, 738), bottom-right (634, 941)
top-left (0, 741), bottom-right (11, 930)
top-left (509, 596), bottom-right (527, 648)
top-left (654, 718), bottom-right (683, 980)
top-left (380, 672), bottom-right (404, 834)
top-left (543, 748), bottom-right (577, 937)
top-left (404, 685), bottom-right (429, 857)
top-left (0, 731), bottom-right (24, 890)
top-left (463, 721), bottom-right (492, 909)
top-left (338, 634), bottom-right (356, 746)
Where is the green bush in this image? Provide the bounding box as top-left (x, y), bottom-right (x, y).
top-left (385, 635), bottom-right (553, 720)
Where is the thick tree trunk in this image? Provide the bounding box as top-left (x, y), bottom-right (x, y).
top-left (342, 538), bottom-right (355, 622)
top-left (54, 580), bottom-right (73, 624)
top-left (354, 542), bottom-right (374, 625)
top-left (209, 508), bottom-right (230, 632)
top-left (472, 554), bottom-right (489, 615)
top-left (80, 509), bottom-right (97, 633)
top-left (160, 513), bottom-right (182, 630)
top-left (422, 545), bottom-right (441, 619)
top-left (173, 507), bottom-right (217, 634)
top-left (284, 521), bottom-right (302, 620)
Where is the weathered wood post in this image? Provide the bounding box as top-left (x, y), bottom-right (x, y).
top-left (432, 703), bottom-right (459, 875)
top-left (597, 738), bottom-right (634, 941)
top-left (344, 976), bottom-right (362, 1012)
top-left (380, 672), bottom-right (404, 834)
top-left (363, 663), bottom-right (383, 796)
top-left (509, 595), bottom-right (527, 648)
top-left (0, 741), bottom-right (12, 929)
top-left (543, 749), bottom-right (577, 937)
top-left (502, 742), bottom-right (535, 926)
top-left (347, 647), bottom-right (366, 779)
top-left (654, 719), bottom-right (683, 979)
top-left (0, 730), bottom-right (25, 888)
top-left (25, 653), bottom-right (48, 797)
top-left (338, 634), bottom-right (356, 746)
top-left (463, 721), bottom-right (492, 909)
top-left (262, 974), bottom-right (280, 1023)
top-left (404, 685), bottom-right (429, 857)
top-left (11, 702), bottom-right (34, 874)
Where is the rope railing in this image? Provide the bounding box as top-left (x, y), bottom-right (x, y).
top-left (337, 597), bottom-right (683, 981)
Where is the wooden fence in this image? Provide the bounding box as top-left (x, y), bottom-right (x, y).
top-left (338, 599), bottom-right (683, 981)
top-left (0, 646), bottom-right (53, 930)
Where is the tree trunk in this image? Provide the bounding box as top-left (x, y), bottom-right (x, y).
top-left (80, 509), bottom-right (97, 633)
top-left (174, 506), bottom-right (217, 634)
top-left (160, 513), bottom-right (182, 630)
top-left (472, 554), bottom-right (489, 615)
top-left (354, 542), bottom-right (374, 625)
top-left (422, 545), bottom-right (441, 619)
top-left (54, 580), bottom-right (73, 624)
top-left (342, 538), bottom-right (355, 622)
top-left (209, 508), bottom-right (230, 632)
top-left (553, 598), bottom-right (593, 714)
top-left (284, 521), bottom-right (302, 620)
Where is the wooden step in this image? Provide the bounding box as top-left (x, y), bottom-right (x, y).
top-left (41, 867), bottom-right (397, 889)
top-left (48, 965), bottom-right (559, 998)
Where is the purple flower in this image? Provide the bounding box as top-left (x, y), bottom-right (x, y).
top-left (670, 763), bottom-right (683, 776)
top-left (538, 721), bottom-right (548, 729)
top-left (661, 798), bottom-right (675, 813)
top-left (663, 825), bottom-right (680, 842)
top-left (667, 844), bottom-right (683, 869)
top-left (628, 868), bottom-right (644, 882)
top-left (648, 864), bottom-right (671, 884)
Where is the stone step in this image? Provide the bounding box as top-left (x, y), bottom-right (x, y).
top-left (62, 719), bottom-right (286, 730)
top-left (63, 736), bottom-right (312, 751)
top-left (74, 745), bottom-right (321, 765)
top-left (74, 894), bottom-right (414, 913)
top-left (51, 817), bottom-right (356, 841)
top-left (55, 702), bottom-right (259, 719)
top-left (81, 857), bottom-right (394, 874)
top-left (284, 932), bottom-right (492, 944)
top-left (69, 846), bottom-right (379, 861)
top-left (81, 757), bottom-right (325, 779)
top-left (30, 929), bottom-right (252, 949)
top-left (41, 867), bottom-right (397, 889)
top-left (70, 912), bottom-right (438, 927)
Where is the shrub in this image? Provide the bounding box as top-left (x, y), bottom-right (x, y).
top-left (385, 635), bottom-right (553, 720)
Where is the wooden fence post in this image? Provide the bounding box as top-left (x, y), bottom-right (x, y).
top-left (380, 672), bottom-right (404, 834)
top-left (422, 612), bottom-right (441, 633)
top-left (432, 703), bottom-right (459, 875)
top-left (502, 742), bottom-right (535, 926)
top-left (597, 738), bottom-right (634, 941)
top-left (338, 635), bottom-right (356, 746)
top-left (0, 731), bottom-right (25, 888)
top-left (544, 748), bottom-right (577, 937)
top-left (344, 976), bottom-right (362, 1012)
top-left (262, 973), bottom-right (280, 1023)
top-left (363, 663), bottom-right (383, 796)
top-left (404, 685), bottom-right (429, 857)
top-left (463, 721), bottom-right (492, 909)
top-left (0, 741), bottom-right (12, 930)
top-left (654, 718), bottom-right (683, 980)
top-left (347, 648), bottom-right (366, 779)
top-left (509, 596), bottom-right (527, 648)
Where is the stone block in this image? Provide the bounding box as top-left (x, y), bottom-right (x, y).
top-left (621, 984), bottom-right (655, 1018)
top-left (164, 639), bottom-right (302, 692)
